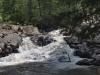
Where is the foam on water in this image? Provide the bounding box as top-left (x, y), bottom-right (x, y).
top-left (0, 29), bottom-right (81, 67)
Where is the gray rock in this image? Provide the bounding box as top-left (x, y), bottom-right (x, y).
top-left (67, 36), bottom-right (80, 44)
top-left (93, 54), bottom-right (100, 61)
top-left (3, 33), bottom-right (22, 46)
top-left (76, 59), bottom-right (93, 65)
top-left (74, 27), bottom-right (82, 33)
top-left (2, 25), bottom-right (12, 30)
top-left (31, 35), bottom-right (55, 46)
top-left (0, 42), bottom-right (5, 49)
top-left (22, 26), bottom-right (40, 36)
top-left (58, 56), bottom-right (71, 62)
top-left (74, 50), bottom-right (92, 58)
top-left (92, 54), bottom-right (100, 66)
top-left (0, 33), bottom-right (22, 57)
top-left (93, 34), bottom-right (100, 43)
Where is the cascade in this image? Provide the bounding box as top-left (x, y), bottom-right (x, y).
top-left (0, 29), bottom-right (81, 67)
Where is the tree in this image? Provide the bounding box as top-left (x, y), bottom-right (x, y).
top-left (37, 0), bottom-right (42, 16)
top-left (2, 0), bottom-right (16, 22)
top-left (27, 0), bottom-right (33, 24)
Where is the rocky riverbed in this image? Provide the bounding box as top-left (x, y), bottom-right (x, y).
top-left (64, 34), bottom-right (100, 66)
top-left (0, 24), bottom-right (40, 57)
top-left (0, 24), bottom-right (100, 75)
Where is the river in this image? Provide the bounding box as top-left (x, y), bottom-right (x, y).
top-left (0, 29), bottom-right (97, 75)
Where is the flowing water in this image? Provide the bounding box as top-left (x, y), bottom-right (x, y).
top-left (0, 29), bottom-right (84, 75)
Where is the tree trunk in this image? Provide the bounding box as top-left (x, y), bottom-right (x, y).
top-left (37, 0), bottom-right (42, 16)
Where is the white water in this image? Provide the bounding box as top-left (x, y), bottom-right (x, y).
top-left (0, 29), bottom-right (81, 67)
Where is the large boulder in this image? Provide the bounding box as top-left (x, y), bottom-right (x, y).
top-left (74, 27), bottom-right (82, 34)
top-left (93, 34), bottom-right (100, 43)
top-left (0, 33), bottom-right (22, 57)
top-left (11, 25), bottom-right (20, 32)
top-left (66, 36), bottom-right (80, 44)
top-left (76, 54), bottom-right (100, 66)
top-left (74, 50), bottom-right (92, 58)
top-left (92, 54), bottom-right (100, 66)
top-left (31, 35), bottom-right (55, 46)
top-left (73, 42), bottom-right (92, 58)
top-left (22, 26), bottom-right (40, 36)
top-left (1, 25), bottom-right (12, 30)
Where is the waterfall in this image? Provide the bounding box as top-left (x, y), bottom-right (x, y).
top-left (0, 29), bottom-right (81, 67)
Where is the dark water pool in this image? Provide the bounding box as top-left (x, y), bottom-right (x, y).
top-left (0, 62), bottom-right (99, 75)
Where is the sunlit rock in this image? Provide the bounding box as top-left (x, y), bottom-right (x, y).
top-left (22, 26), bottom-right (40, 36)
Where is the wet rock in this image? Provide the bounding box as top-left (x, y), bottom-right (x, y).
top-left (31, 35), bottom-right (55, 46)
top-left (66, 36), bottom-right (80, 44)
top-left (74, 50), bottom-right (92, 58)
top-left (39, 36), bottom-right (54, 46)
top-left (94, 48), bottom-right (100, 54)
top-left (58, 56), bottom-right (71, 62)
top-left (92, 61), bottom-right (100, 66)
top-left (76, 59), bottom-right (93, 65)
top-left (69, 44), bottom-right (80, 49)
top-left (60, 30), bottom-right (71, 36)
top-left (76, 53), bottom-right (100, 66)
top-left (62, 32), bottom-right (70, 36)
top-left (93, 34), bottom-right (100, 43)
top-left (92, 54), bottom-right (100, 66)
top-left (74, 27), bottom-right (82, 34)
top-left (73, 42), bottom-right (92, 58)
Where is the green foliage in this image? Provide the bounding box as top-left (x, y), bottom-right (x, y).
top-left (0, 0), bottom-right (100, 27)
